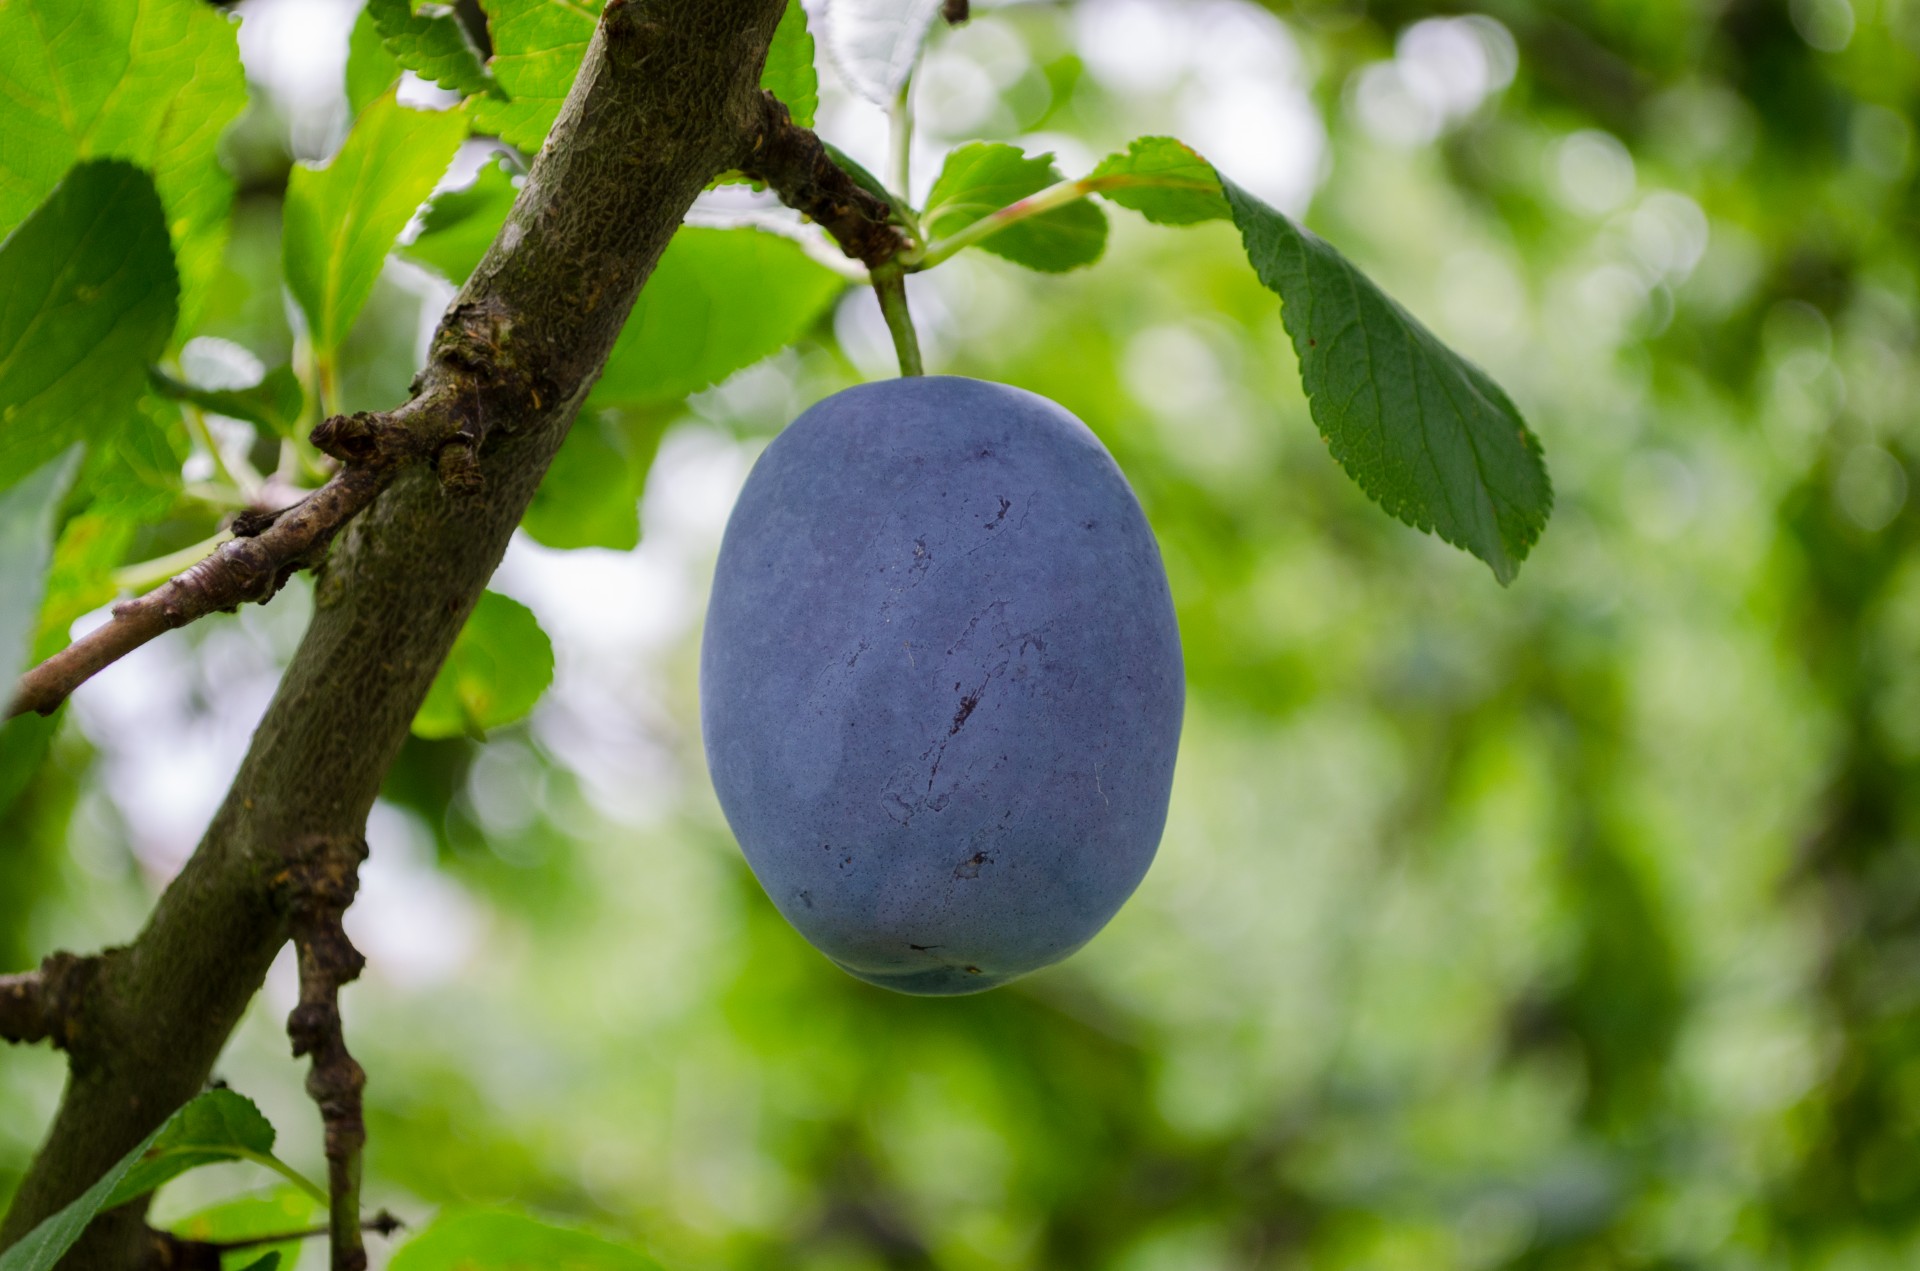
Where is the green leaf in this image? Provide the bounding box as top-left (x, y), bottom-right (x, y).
top-left (413, 592), bottom-right (555, 740)
top-left (522, 416), bottom-right (645, 551)
top-left (11, 402), bottom-right (187, 713)
top-left (163, 1187), bottom-right (317, 1271)
top-left (367, 0), bottom-right (499, 100)
top-left (402, 156), bottom-right (521, 286)
top-left (589, 228), bottom-right (843, 408)
top-left (104, 1089), bottom-right (287, 1209)
top-left (471, 0), bottom-right (606, 154)
top-left (0, 450), bottom-right (81, 689)
top-left (0, 0), bottom-right (246, 333)
top-left (1090, 136), bottom-right (1230, 226)
top-left (0, 448), bottom-right (78, 811)
top-left (236, 1256), bottom-right (282, 1271)
top-left (0, 709), bottom-right (56, 821)
top-left (922, 143), bottom-right (1108, 272)
top-left (0, 160), bottom-right (179, 485)
top-left (390, 1211), bottom-right (661, 1270)
top-left (78, 394), bottom-right (191, 523)
top-left (0, 1123), bottom-right (172, 1271)
top-left (1221, 178), bottom-right (1552, 583)
top-left (151, 366), bottom-right (305, 439)
top-left (283, 92), bottom-right (467, 361)
top-left (0, 1091), bottom-right (299, 1271)
top-left (34, 513), bottom-right (135, 659)
top-left (347, 4), bottom-right (404, 118)
top-left (762, 0), bottom-right (818, 127)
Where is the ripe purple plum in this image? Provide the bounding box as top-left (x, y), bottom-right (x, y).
top-left (701, 377), bottom-right (1183, 994)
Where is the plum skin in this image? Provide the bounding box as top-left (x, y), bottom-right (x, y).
top-left (700, 376), bottom-right (1184, 995)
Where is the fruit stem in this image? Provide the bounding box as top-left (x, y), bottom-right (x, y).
top-left (872, 267), bottom-right (924, 377)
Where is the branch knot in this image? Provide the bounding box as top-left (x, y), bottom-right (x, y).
top-left (0, 951), bottom-right (107, 1051)
top-left (310, 411), bottom-right (422, 468)
top-left (229, 505), bottom-right (292, 539)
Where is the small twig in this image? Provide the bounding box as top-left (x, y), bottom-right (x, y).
top-left (214, 1210), bottom-right (402, 1253)
top-left (280, 835), bottom-right (372, 1271)
top-left (210, 1211), bottom-right (403, 1255)
top-left (738, 92), bottom-right (911, 271)
top-left (0, 952), bottom-right (102, 1049)
top-left (146, 1212), bottom-right (403, 1271)
top-left (6, 396), bottom-right (471, 721)
top-left (871, 267), bottom-right (924, 378)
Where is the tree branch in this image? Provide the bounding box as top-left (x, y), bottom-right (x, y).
top-left (281, 835), bottom-right (370, 1271)
top-left (739, 92), bottom-right (910, 271)
top-left (0, 952), bottom-right (102, 1049)
top-left (6, 404), bottom-right (471, 721)
top-left (0, 2), bottom-right (790, 1265)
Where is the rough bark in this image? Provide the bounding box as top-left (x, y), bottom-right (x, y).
top-left (0, 1), bottom-right (787, 1264)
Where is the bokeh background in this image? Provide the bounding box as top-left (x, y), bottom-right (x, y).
top-left (5, 0), bottom-right (1920, 1266)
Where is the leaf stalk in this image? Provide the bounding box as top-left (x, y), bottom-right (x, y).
top-left (910, 172), bottom-right (1220, 270)
top-left (181, 402), bottom-right (262, 496)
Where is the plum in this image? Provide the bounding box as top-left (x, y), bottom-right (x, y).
top-left (700, 376), bottom-right (1183, 994)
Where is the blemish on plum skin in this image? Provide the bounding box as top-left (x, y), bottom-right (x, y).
top-left (948, 691), bottom-right (981, 736)
top-left (954, 851), bottom-right (991, 880)
top-left (907, 943), bottom-right (940, 952)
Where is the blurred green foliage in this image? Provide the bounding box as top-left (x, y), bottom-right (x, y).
top-left (4, 0), bottom-right (1919, 1268)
